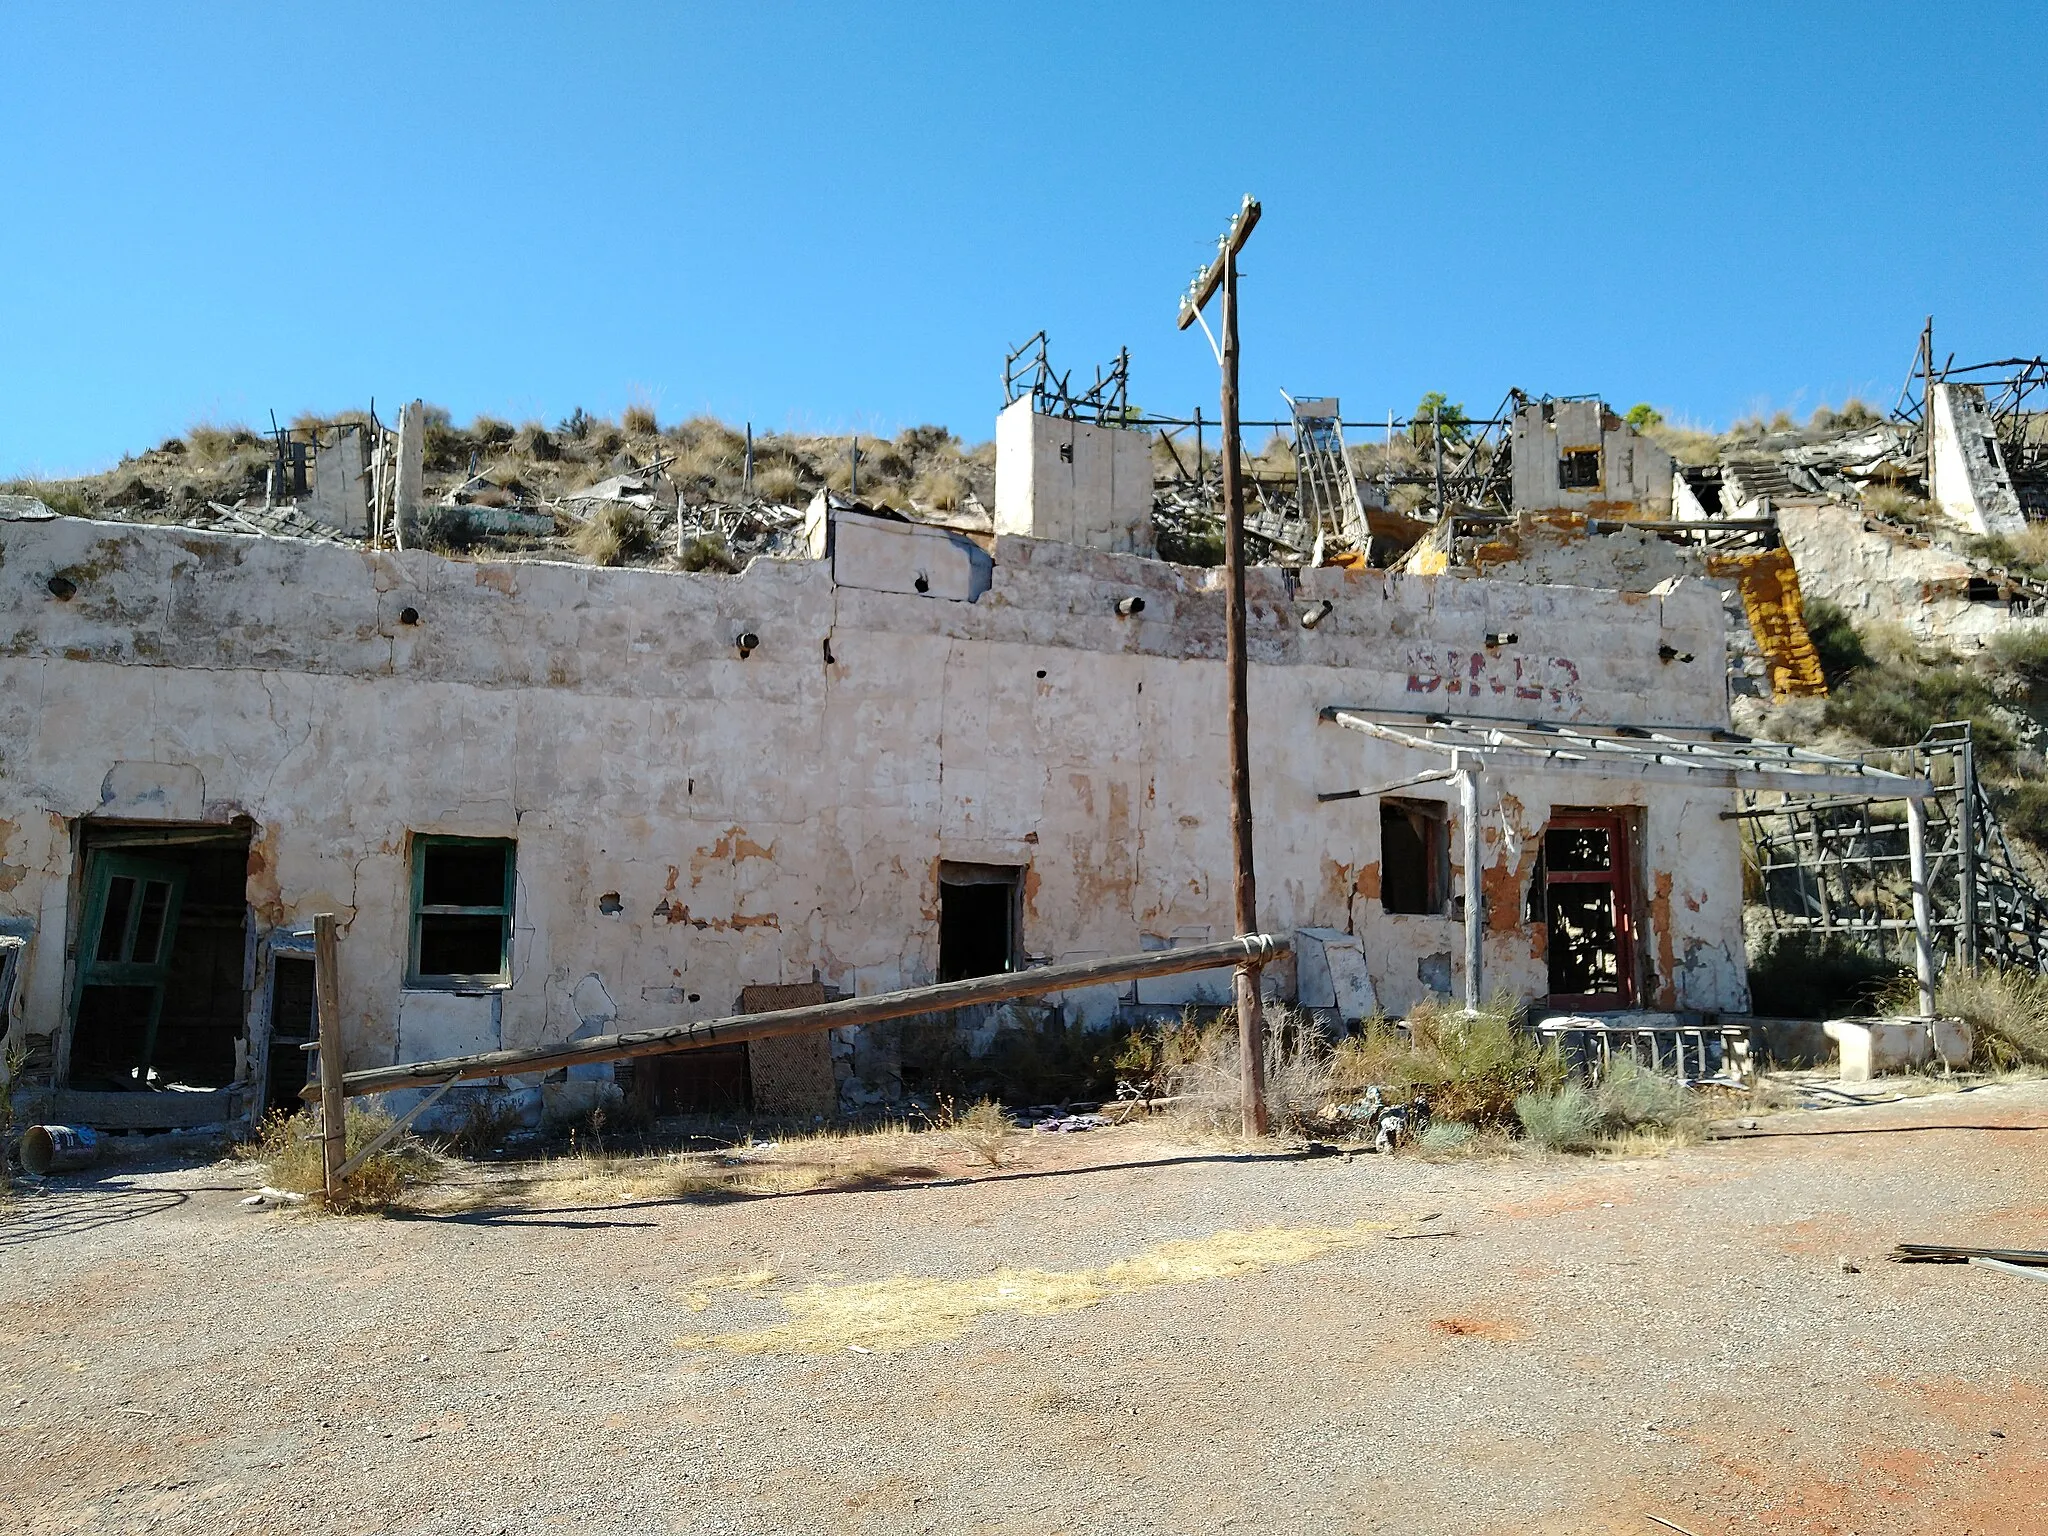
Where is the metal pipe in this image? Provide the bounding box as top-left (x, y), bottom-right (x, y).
top-left (1459, 758), bottom-right (1482, 1013)
top-left (342, 933), bottom-right (1291, 1098)
top-left (1906, 797), bottom-right (1938, 1017)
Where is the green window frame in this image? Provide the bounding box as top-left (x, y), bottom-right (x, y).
top-left (409, 835), bottom-right (515, 988)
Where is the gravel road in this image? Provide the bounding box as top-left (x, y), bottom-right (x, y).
top-left (2, 1080), bottom-right (2044, 1535)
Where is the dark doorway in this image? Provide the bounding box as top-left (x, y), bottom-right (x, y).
top-left (267, 955), bottom-right (316, 1114)
top-left (68, 824), bottom-right (251, 1092)
top-left (625, 1046), bottom-right (752, 1117)
top-left (1539, 812), bottom-right (1637, 1011)
top-left (938, 862), bottom-right (1021, 982)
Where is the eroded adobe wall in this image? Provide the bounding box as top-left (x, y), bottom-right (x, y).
top-left (0, 515), bottom-right (1744, 1111)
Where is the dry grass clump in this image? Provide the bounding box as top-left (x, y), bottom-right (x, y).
top-left (679, 532), bottom-right (741, 573)
top-left (1862, 486), bottom-right (1942, 528)
top-left (422, 1124), bottom-right (945, 1214)
top-left (185, 421), bottom-right (258, 463)
top-left (752, 462), bottom-right (804, 504)
top-left (1935, 965), bottom-right (2048, 1068)
top-left (568, 505), bottom-right (655, 566)
top-left (944, 1097), bottom-right (1014, 1169)
top-left (912, 467), bottom-right (969, 511)
top-left (246, 1108), bottom-right (439, 1213)
top-left (1151, 1006), bottom-right (1338, 1138)
top-left (622, 404), bottom-right (660, 437)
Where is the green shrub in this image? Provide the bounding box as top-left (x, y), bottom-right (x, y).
top-left (1801, 597), bottom-right (1871, 688)
top-left (1747, 929), bottom-right (1905, 1019)
top-left (1515, 1083), bottom-right (1599, 1150)
top-left (679, 533), bottom-right (740, 574)
top-left (1988, 629), bottom-right (2048, 691)
top-left (1334, 997), bottom-right (1562, 1130)
top-left (2000, 782), bottom-right (2048, 852)
top-left (1822, 657), bottom-right (2016, 765)
top-left (1593, 1053), bottom-right (1692, 1129)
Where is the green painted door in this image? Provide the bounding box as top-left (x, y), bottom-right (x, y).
top-left (69, 854), bottom-right (186, 1088)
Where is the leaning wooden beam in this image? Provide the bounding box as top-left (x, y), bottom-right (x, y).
top-left (341, 933), bottom-right (1291, 1098)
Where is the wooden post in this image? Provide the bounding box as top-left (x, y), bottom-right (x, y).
top-left (313, 913), bottom-right (346, 1195)
top-left (1922, 315), bottom-right (1936, 495)
top-left (1906, 797), bottom-right (1938, 1018)
top-left (1221, 249), bottom-right (1268, 1134)
top-left (1459, 758), bottom-right (1482, 1013)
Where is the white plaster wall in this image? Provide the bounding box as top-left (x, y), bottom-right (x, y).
top-left (1930, 384), bottom-right (2024, 537)
top-left (0, 516), bottom-right (1745, 1105)
top-left (995, 398), bottom-right (1156, 556)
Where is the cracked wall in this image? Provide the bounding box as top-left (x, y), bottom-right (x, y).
top-left (0, 512), bottom-right (1748, 1112)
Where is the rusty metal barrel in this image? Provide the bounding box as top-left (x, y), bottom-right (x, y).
top-left (19, 1124), bottom-right (99, 1176)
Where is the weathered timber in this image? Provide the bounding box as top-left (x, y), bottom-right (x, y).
top-left (313, 913), bottom-right (346, 1193)
top-left (342, 933), bottom-right (1291, 1098)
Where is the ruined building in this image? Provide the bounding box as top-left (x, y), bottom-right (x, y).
top-left (0, 387), bottom-right (1959, 1132)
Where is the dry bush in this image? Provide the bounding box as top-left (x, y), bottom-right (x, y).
top-left (472, 415), bottom-right (515, 447)
top-left (1155, 1005), bottom-right (1336, 1138)
top-left (752, 462), bottom-right (804, 504)
top-left (1, 478), bottom-right (91, 517)
top-left (913, 468), bottom-right (969, 511)
top-left (1862, 486), bottom-right (1941, 528)
top-left (1335, 996), bottom-right (1561, 1129)
top-left (186, 421), bottom-right (255, 464)
top-left (946, 1097), bottom-right (1014, 1169)
top-left (249, 1108), bottom-right (439, 1212)
top-left (679, 533), bottom-right (741, 573)
top-left (1936, 965), bottom-right (2048, 1067)
top-left (623, 404), bottom-right (659, 436)
top-left (569, 505), bottom-right (654, 566)
top-left (517, 421), bottom-right (561, 461)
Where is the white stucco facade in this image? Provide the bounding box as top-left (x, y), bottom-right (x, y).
top-left (0, 510), bottom-right (1748, 1120)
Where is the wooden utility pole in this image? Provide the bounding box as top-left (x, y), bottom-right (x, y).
top-left (312, 913), bottom-right (346, 1196)
top-left (1179, 195), bottom-right (1269, 1136)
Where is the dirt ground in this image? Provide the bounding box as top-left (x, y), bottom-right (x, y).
top-left (2, 1080), bottom-right (2045, 1536)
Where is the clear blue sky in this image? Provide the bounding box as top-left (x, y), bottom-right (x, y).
top-left (3, 2), bottom-right (2043, 477)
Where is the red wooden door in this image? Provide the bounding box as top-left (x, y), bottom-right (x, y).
top-left (1542, 813), bottom-right (1637, 1011)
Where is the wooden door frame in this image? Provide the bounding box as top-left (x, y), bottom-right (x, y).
top-left (68, 851), bottom-right (188, 1083)
top-left (1543, 810), bottom-right (1638, 1012)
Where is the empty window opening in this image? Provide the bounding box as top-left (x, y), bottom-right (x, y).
top-left (267, 955), bottom-right (315, 1114)
top-left (1379, 799), bottom-right (1449, 915)
top-left (938, 862), bottom-right (1022, 982)
top-left (1538, 813), bottom-right (1637, 1009)
top-left (1558, 448), bottom-right (1602, 490)
top-left (411, 836), bottom-right (515, 985)
top-left (68, 823), bottom-right (252, 1093)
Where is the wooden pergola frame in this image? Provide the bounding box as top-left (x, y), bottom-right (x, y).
top-left (1318, 708), bottom-right (1941, 1018)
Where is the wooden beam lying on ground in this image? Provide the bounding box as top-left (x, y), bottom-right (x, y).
top-left (340, 933), bottom-right (1291, 1098)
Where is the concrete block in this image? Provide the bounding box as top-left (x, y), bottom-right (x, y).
top-left (1823, 1016), bottom-right (1942, 1082)
top-left (1931, 1015), bottom-right (1973, 1068)
top-left (1294, 927), bottom-right (1379, 1021)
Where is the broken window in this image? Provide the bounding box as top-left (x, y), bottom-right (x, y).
top-left (1541, 813), bottom-right (1637, 1009)
top-left (1379, 799), bottom-right (1448, 915)
top-left (411, 837), bottom-right (515, 986)
top-left (938, 862), bottom-right (1021, 982)
top-left (1558, 448), bottom-right (1602, 490)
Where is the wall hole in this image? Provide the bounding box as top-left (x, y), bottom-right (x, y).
top-left (46, 575), bottom-right (76, 600)
top-left (598, 892), bottom-right (623, 915)
top-left (399, 606), bottom-right (420, 625)
top-left (1035, 669), bottom-right (1047, 679)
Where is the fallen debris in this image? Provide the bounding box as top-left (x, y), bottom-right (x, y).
top-left (1888, 1242), bottom-right (2048, 1266)
top-left (1970, 1256), bottom-right (2048, 1285)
